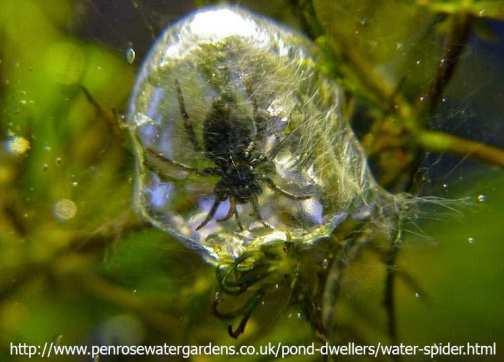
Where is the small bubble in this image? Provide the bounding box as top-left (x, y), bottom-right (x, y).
top-left (442, 97), bottom-right (447, 103)
top-left (477, 194), bottom-right (486, 203)
top-left (132, 289), bottom-right (137, 294)
top-left (467, 237), bottom-right (475, 244)
top-left (42, 163), bottom-right (49, 171)
top-left (442, 183), bottom-right (448, 190)
top-left (322, 258), bottom-right (329, 269)
top-left (56, 157), bottom-right (62, 165)
top-left (72, 181), bottom-right (79, 187)
top-left (440, 58), bottom-right (446, 64)
top-left (54, 199), bottom-right (77, 221)
top-left (126, 47), bottom-right (136, 64)
top-left (479, 9), bottom-right (486, 16)
top-left (416, 60), bottom-right (421, 65)
top-left (415, 292), bottom-right (420, 298)
top-left (287, 313), bottom-right (292, 319)
top-left (297, 312), bottom-right (302, 319)
top-left (261, 300), bottom-right (265, 305)
top-left (274, 283), bottom-right (279, 289)
top-left (419, 96), bottom-right (425, 102)
top-left (19, 99), bottom-right (27, 105)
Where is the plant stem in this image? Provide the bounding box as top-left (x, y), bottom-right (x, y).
top-left (384, 244), bottom-right (400, 345)
top-left (418, 130), bottom-right (504, 166)
top-left (417, 13), bottom-right (474, 117)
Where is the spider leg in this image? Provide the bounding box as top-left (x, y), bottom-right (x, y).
top-left (217, 197), bottom-right (236, 222)
top-left (196, 196), bottom-right (224, 230)
top-left (233, 204), bottom-right (244, 231)
top-left (80, 85), bottom-right (125, 137)
top-left (251, 196), bottom-right (272, 228)
top-left (219, 195), bottom-right (244, 231)
top-left (147, 148), bottom-right (218, 176)
top-left (263, 177), bottom-right (311, 200)
top-left (175, 79), bottom-right (202, 152)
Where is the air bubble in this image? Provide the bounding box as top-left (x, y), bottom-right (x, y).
top-left (416, 60), bottom-right (421, 65)
top-left (54, 199), bottom-right (77, 221)
top-left (467, 237), bottom-right (475, 244)
top-left (322, 258), bottom-right (329, 269)
top-left (126, 48), bottom-right (136, 64)
top-left (128, 6), bottom-right (400, 263)
top-left (477, 194), bottom-right (486, 203)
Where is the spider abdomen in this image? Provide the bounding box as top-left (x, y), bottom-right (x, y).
top-left (203, 98), bottom-right (257, 166)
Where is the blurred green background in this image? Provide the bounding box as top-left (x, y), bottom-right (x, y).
top-left (0, 0), bottom-right (503, 361)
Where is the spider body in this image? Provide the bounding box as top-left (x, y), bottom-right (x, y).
top-left (148, 80), bottom-right (308, 231)
top-left (203, 95), bottom-right (265, 201)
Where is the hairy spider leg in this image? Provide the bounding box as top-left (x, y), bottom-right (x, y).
top-left (217, 197), bottom-right (236, 222)
top-left (234, 205), bottom-right (244, 231)
top-left (196, 195), bottom-right (226, 230)
top-left (174, 79), bottom-right (202, 152)
top-left (251, 195), bottom-right (272, 228)
top-left (146, 148), bottom-right (218, 177)
top-left (213, 196), bottom-right (244, 231)
top-left (79, 86), bottom-right (124, 137)
top-left (263, 177), bottom-right (311, 200)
